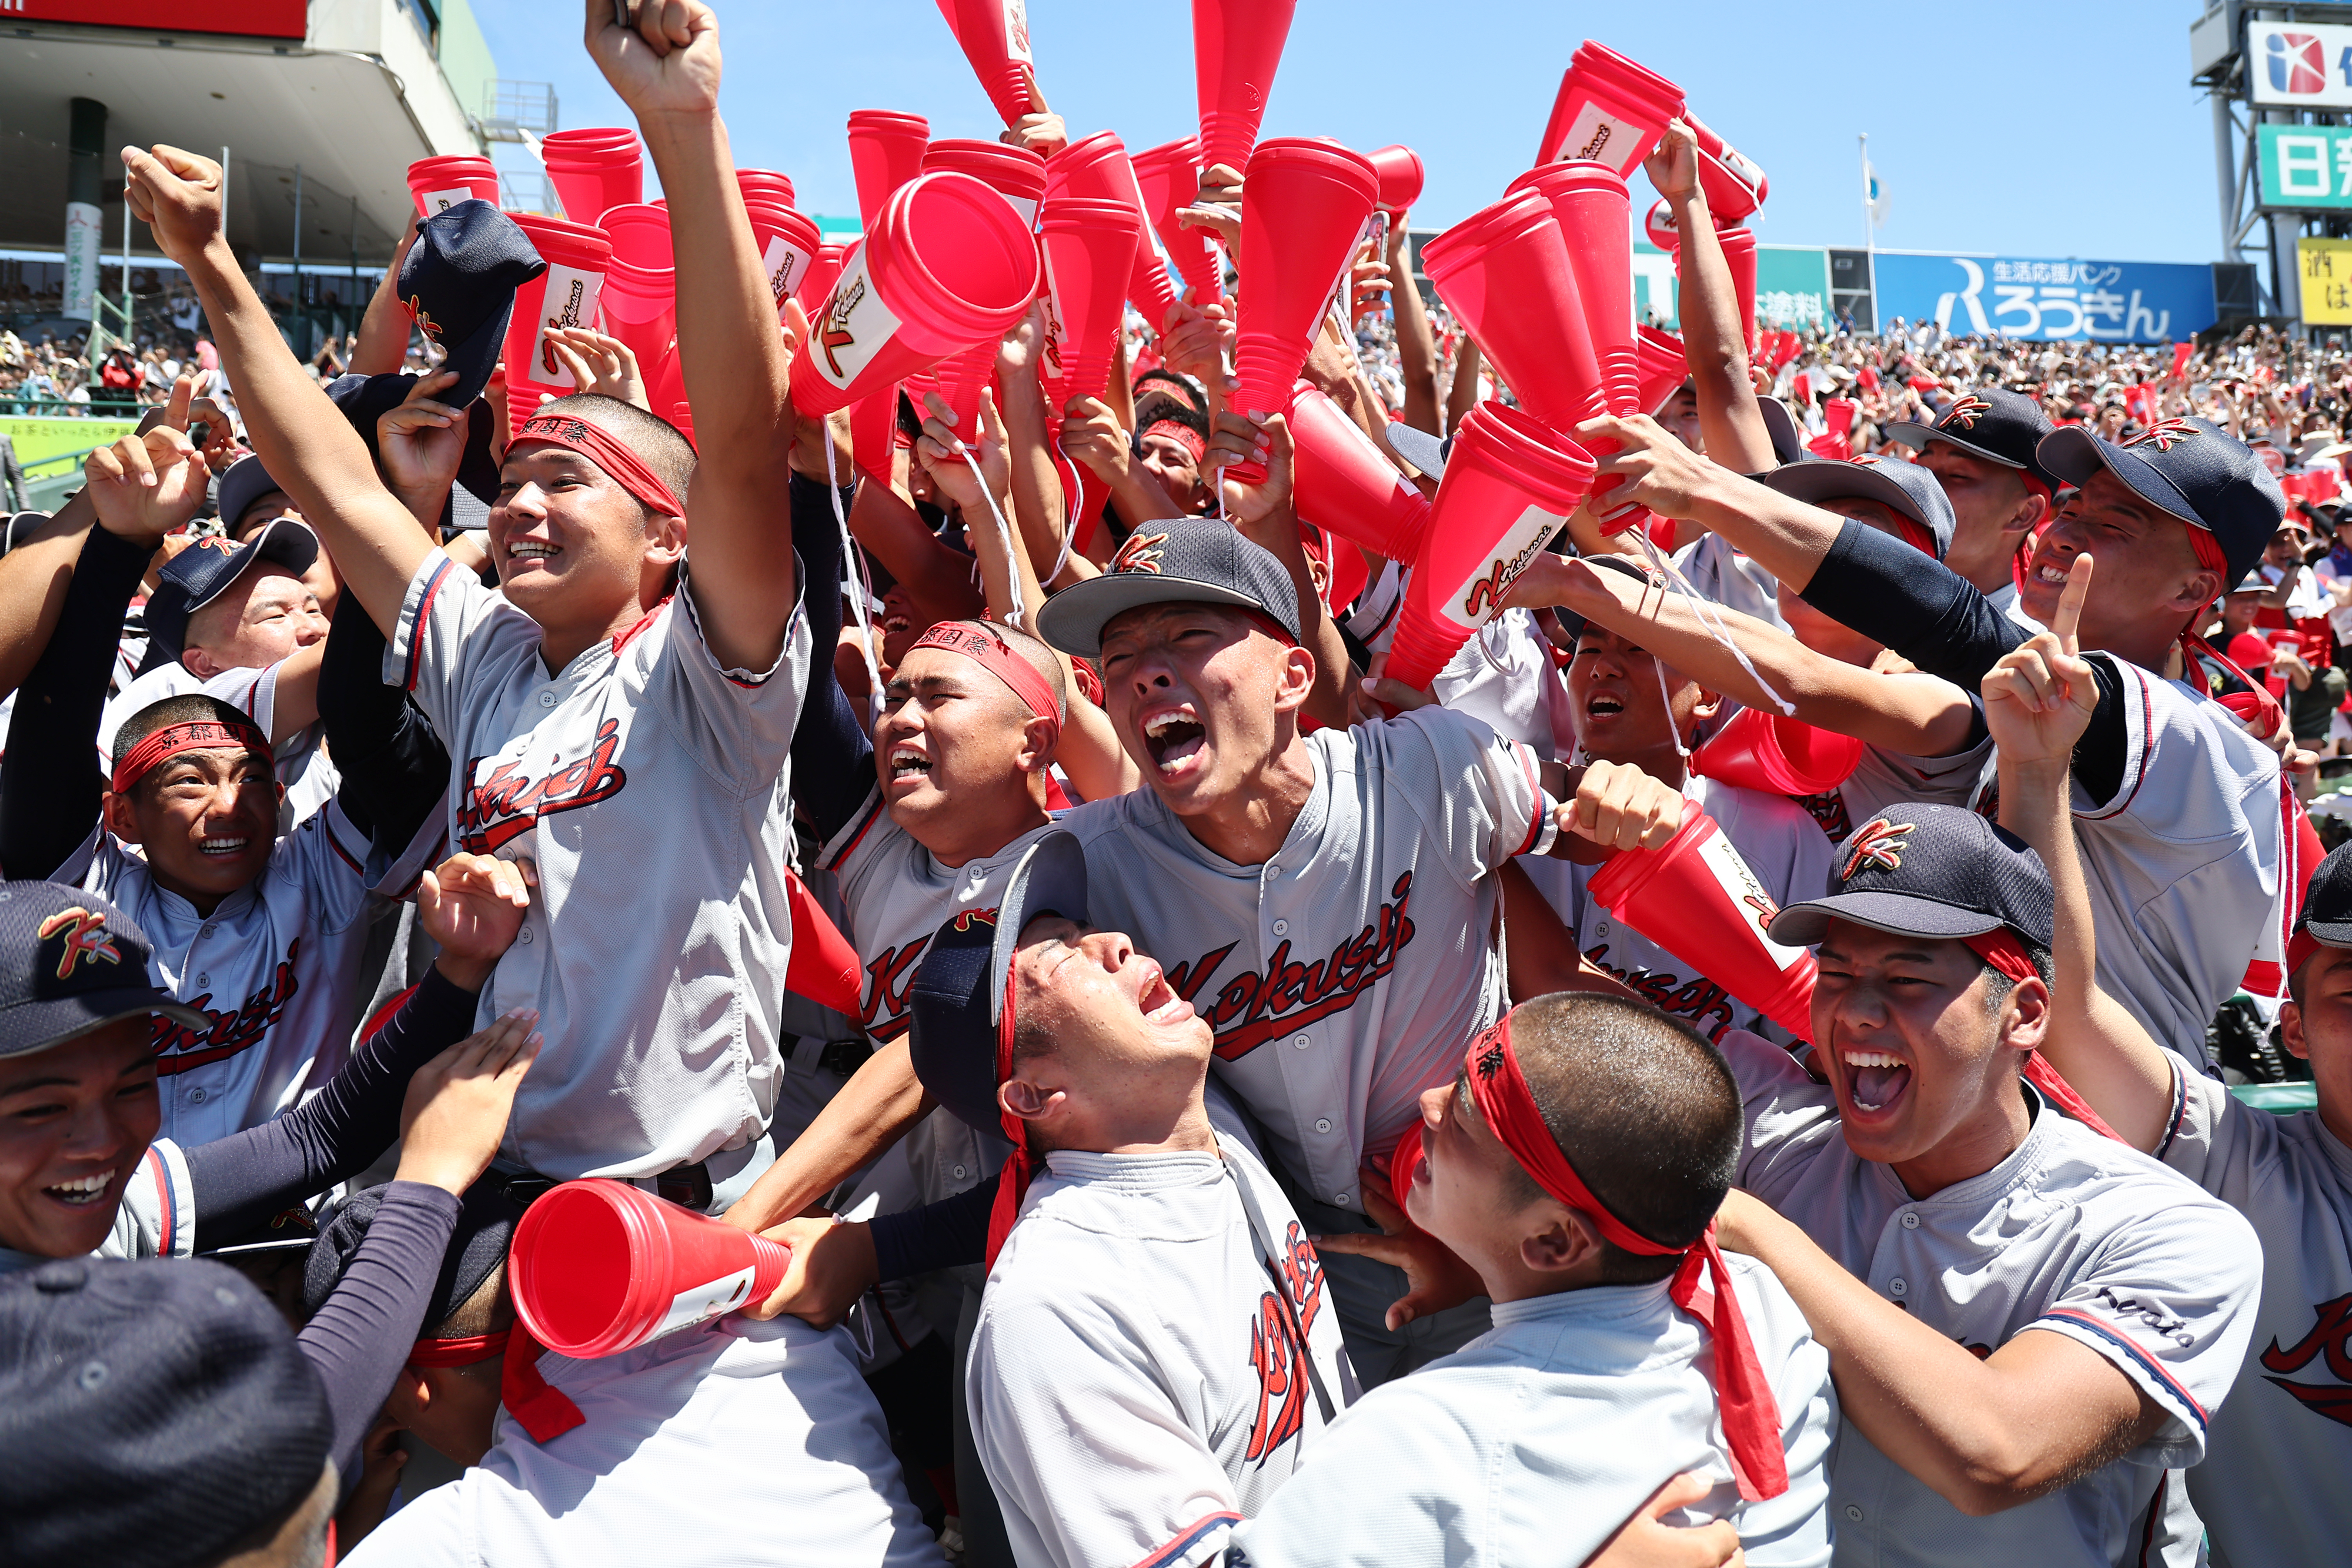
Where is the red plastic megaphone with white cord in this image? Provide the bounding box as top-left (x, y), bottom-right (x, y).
top-left (1038, 196), bottom-right (1141, 405)
top-left (846, 110), bottom-right (931, 230)
top-left (1635, 325), bottom-right (1688, 415)
top-left (1287, 382), bottom-right (1432, 564)
top-left (934, 0), bottom-right (1041, 128)
top-left (1689, 708), bottom-right (1865, 798)
top-left (1130, 137), bottom-right (1222, 302)
top-left (790, 172), bottom-right (1041, 419)
top-left (1047, 132), bottom-right (1181, 330)
top-left (1193, 0), bottom-right (1298, 176)
top-left (509, 1180), bottom-right (793, 1360)
top-left (1384, 402), bottom-right (1596, 694)
top-left (1585, 808), bottom-right (1818, 1040)
top-left (1684, 112), bottom-right (1769, 223)
top-left (1534, 41), bottom-right (1685, 175)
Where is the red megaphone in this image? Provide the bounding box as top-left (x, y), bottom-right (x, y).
top-left (1644, 196), bottom-right (1681, 251)
top-left (1131, 136), bottom-right (1223, 302)
top-left (784, 868), bottom-right (863, 1017)
top-left (596, 204), bottom-right (679, 403)
top-left (1690, 708), bottom-right (1864, 798)
top-left (790, 172), bottom-right (1041, 418)
top-left (1230, 138), bottom-right (1379, 435)
top-left (1038, 196), bottom-right (1140, 405)
top-left (1535, 41), bottom-right (1685, 173)
top-left (1288, 381), bottom-right (1430, 563)
top-left (1048, 132), bottom-right (1181, 329)
top-left (540, 128), bottom-right (643, 225)
top-left (1585, 809), bottom-right (1818, 1041)
top-left (1636, 325), bottom-right (1687, 414)
top-left (796, 242), bottom-right (850, 317)
top-left (921, 141), bottom-right (1051, 433)
top-left (736, 169), bottom-right (797, 210)
top-left (1385, 402), bottom-right (1595, 693)
top-left (1193, 0), bottom-right (1298, 177)
top-left (509, 1179), bottom-right (794, 1359)
top-left (743, 199), bottom-right (822, 319)
top-left (501, 213), bottom-right (612, 442)
top-left (850, 389), bottom-right (899, 484)
top-left (846, 110), bottom-right (931, 230)
top-left (934, 0), bottom-right (1041, 128)
top-left (1367, 145), bottom-right (1424, 215)
top-left (1684, 112), bottom-right (1768, 223)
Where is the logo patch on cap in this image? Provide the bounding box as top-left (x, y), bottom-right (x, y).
top-left (188, 536), bottom-right (239, 559)
top-left (1841, 818), bottom-right (1916, 881)
top-left (1110, 530), bottom-right (1169, 576)
top-left (37, 908), bottom-right (123, 982)
top-left (1942, 394), bottom-right (1992, 430)
top-left (2122, 419), bottom-right (2196, 453)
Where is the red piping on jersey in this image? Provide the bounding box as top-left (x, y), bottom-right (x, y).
top-left (2041, 1308), bottom-right (2209, 1430)
top-left (145, 1149), bottom-right (173, 1255)
top-left (1128, 1511), bottom-right (1243, 1568)
top-left (1509, 742), bottom-right (1545, 858)
top-left (612, 594), bottom-right (673, 656)
top-left (824, 793), bottom-right (888, 872)
top-left (358, 984), bottom-right (422, 1051)
top-left (403, 557), bottom-right (454, 694)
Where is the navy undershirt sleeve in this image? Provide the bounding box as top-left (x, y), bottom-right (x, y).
top-left (870, 1181), bottom-right (993, 1281)
top-left (786, 472), bottom-right (878, 844)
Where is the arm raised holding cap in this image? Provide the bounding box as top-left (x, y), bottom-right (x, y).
top-left (1643, 121), bottom-right (1772, 476)
top-left (584, 0), bottom-right (800, 673)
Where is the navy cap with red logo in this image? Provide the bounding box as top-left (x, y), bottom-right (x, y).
top-left (1884, 386), bottom-right (2058, 491)
top-left (143, 514), bottom-right (319, 661)
top-left (1037, 516), bottom-right (1304, 658)
top-left (1767, 803), bottom-right (2054, 952)
top-left (0, 881), bottom-right (205, 1061)
top-left (398, 199), bottom-right (547, 408)
top-left (1755, 452), bottom-right (1956, 560)
top-left (2037, 416), bottom-right (2285, 589)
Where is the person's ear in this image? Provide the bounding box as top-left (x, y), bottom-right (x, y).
top-left (381, 1368), bottom-right (431, 1427)
top-left (2002, 975), bottom-right (2051, 1054)
top-left (2009, 488), bottom-right (2050, 536)
top-left (1521, 1205), bottom-right (1606, 1275)
top-left (1689, 686), bottom-right (1723, 728)
top-left (1016, 711), bottom-right (1057, 775)
top-left (181, 646), bottom-right (222, 680)
top-left (645, 511), bottom-right (686, 565)
top-left (999, 1076), bottom-right (1064, 1126)
top-left (101, 789), bottom-right (143, 845)
top-left (1270, 643), bottom-right (1316, 714)
top-left (2283, 998), bottom-right (2313, 1062)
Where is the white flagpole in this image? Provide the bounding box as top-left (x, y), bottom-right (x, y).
top-left (1860, 133), bottom-right (1879, 334)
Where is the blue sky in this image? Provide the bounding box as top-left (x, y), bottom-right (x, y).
top-left (473, 0), bottom-right (2220, 261)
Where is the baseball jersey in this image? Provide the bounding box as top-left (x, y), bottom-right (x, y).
top-left (1429, 607), bottom-right (1576, 757)
top-left (1673, 530), bottom-right (1788, 631)
top-left (1064, 706), bottom-right (1547, 1212)
top-left (1788, 725), bottom-right (1996, 847)
top-left (0, 1139), bottom-right (193, 1276)
top-left (967, 1132), bottom-right (1357, 1568)
top-left (1518, 773), bottom-right (1836, 1044)
top-left (344, 1313), bottom-right (944, 1568)
top-left (99, 657), bottom-right (336, 826)
top-left (1722, 1028), bottom-right (2264, 1567)
top-left (2146, 1048), bottom-right (2352, 1567)
top-left (1227, 1259), bottom-right (1836, 1568)
top-left (53, 802), bottom-right (439, 1146)
top-left (386, 549), bottom-right (811, 1179)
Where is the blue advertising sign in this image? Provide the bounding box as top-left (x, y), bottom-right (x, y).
top-left (1870, 253), bottom-right (2215, 342)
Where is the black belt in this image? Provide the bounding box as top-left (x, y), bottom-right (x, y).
top-left (816, 1037), bottom-right (874, 1076)
top-left (486, 1158), bottom-right (714, 1213)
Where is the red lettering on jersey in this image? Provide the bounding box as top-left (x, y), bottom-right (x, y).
top-left (1581, 944), bottom-right (1737, 1039)
top-left (148, 939), bottom-right (302, 1075)
top-left (1793, 788), bottom-right (1854, 844)
top-left (861, 937), bottom-right (930, 1032)
top-left (459, 718), bottom-right (629, 854)
top-left (1162, 874), bottom-right (1419, 1062)
top-left (2260, 1293), bottom-right (2352, 1427)
top-left (1244, 1220), bottom-right (1327, 1463)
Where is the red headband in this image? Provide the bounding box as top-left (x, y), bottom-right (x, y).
top-left (512, 412), bottom-right (686, 519)
top-left (111, 719), bottom-right (273, 796)
top-left (1462, 1014), bottom-right (1789, 1502)
top-left (405, 1327), bottom-right (584, 1445)
top-left (985, 937), bottom-right (1033, 1269)
top-left (1140, 419), bottom-right (1207, 465)
top-left (910, 622), bottom-right (1064, 750)
top-left (2288, 927), bottom-right (2327, 985)
top-left (1959, 930), bottom-right (2126, 1145)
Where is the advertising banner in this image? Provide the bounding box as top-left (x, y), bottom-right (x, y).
top-left (2258, 125), bottom-right (2352, 209)
top-left (61, 202), bottom-right (102, 323)
top-left (2298, 238), bottom-right (2352, 326)
top-left (2249, 20), bottom-right (2352, 108)
top-left (1631, 243), bottom-right (1833, 333)
top-left (1871, 252), bottom-right (2214, 342)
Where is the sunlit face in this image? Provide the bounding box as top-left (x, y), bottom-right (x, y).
top-left (2018, 470), bottom-right (2210, 646)
top-left (874, 643), bottom-right (1048, 831)
top-left (1004, 917), bottom-right (1211, 1141)
top-left (1137, 430), bottom-right (1208, 514)
top-left (103, 745), bottom-right (280, 902)
top-left (1565, 624), bottom-right (1710, 763)
top-left (1097, 604), bottom-right (1308, 818)
top-left (0, 1021), bottom-right (160, 1261)
top-left (2283, 946), bottom-right (2352, 1149)
top-left (489, 446), bottom-right (675, 633)
top-left (182, 565), bottom-right (327, 678)
top-left (1405, 1071), bottom-right (1542, 1281)
top-left (1915, 441), bottom-right (2031, 544)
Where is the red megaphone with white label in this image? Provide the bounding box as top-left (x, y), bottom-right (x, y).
top-left (1038, 196), bottom-right (1140, 404)
top-left (510, 1180), bottom-right (793, 1359)
top-left (1585, 809), bottom-right (1817, 1041)
top-left (1690, 708), bottom-right (1864, 798)
top-left (1230, 138), bottom-right (1380, 439)
top-left (1288, 381), bottom-right (1431, 563)
top-left (1535, 41), bottom-right (1685, 174)
top-left (921, 141), bottom-right (1051, 433)
top-left (846, 110), bottom-right (931, 230)
top-left (743, 199), bottom-right (821, 323)
top-left (1194, 0), bottom-right (1298, 176)
top-left (935, 0), bottom-right (1041, 128)
top-left (1685, 112), bottom-right (1768, 223)
top-left (1385, 402), bottom-right (1595, 693)
top-left (1131, 136), bottom-right (1222, 302)
top-left (1048, 132), bottom-right (1181, 330)
top-left (594, 204), bottom-right (679, 404)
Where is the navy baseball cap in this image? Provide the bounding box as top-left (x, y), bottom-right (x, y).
top-left (1384, 421), bottom-right (1450, 480)
top-left (2294, 840), bottom-right (2352, 951)
top-left (0, 882), bottom-right (205, 1061)
top-left (399, 200), bottom-right (547, 409)
top-left (0, 1256), bottom-right (333, 1568)
top-left (304, 1182), bottom-right (523, 1329)
top-left (1768, 803), bottom-right (2054, 952)
top-left (907, 831), bottom-right (1090, 1137)
top-left (1756, 394), bottom-right (1806, 469)
top-left (2037, 416), bottom-right (2285, 589)
top-left (143, 515), bottom-right (319, 661)
top-left (1884, 386), bottom-right (2058, 490)
top-left (326, 371), bottom-right (500, 534)
top-left (1038, 517), bottom-right (1304, 658)
top-left (214, 453), bottom-right (292, 537)
top-left (1755, 452), bottom-right (1956, 560)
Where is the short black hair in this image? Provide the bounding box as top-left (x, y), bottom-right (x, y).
top-left (532, 392), bottom-right (696, 516)
top-left (1499, 992), bottom-right (1743, 1285)
top-left (110, 695), bottom-right (263, 793)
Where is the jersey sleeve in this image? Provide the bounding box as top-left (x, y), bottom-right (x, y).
top-left (2072, 654), bottom-right (2281, 830)
top-left (1717, 1027), bottom-right (1842, 1203)
top-left (2026, 1182), bottom-right (2264, 1466)
top-left (638, 560), bottom-right (813, 795)
top-left (102, 1139), bottom-right (195, 1261)
top-left (198, 662), bottom-right (276, 733)
top-left (2150, 1047), bottom-right (2272, 1200)
top-left (382, 548), bottom-right (536, 742)
top-left (1384, 707), bottom-right (1548, 886)
top-left (271, 798), bottom-right (434, 935)
top-left (967, 1280), bottom-right (1243, 1568)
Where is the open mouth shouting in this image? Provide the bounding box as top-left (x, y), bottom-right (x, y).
top-left (1141, 704), bottom-right (1207, 776)
top-left (1842, 1048), bottom-right (1912, 1116)
top-left (1135, 960), bottom-right (1195, 1027)
top-left (886, 743), bottom-right (933, 791)
top-left (43, 1169), bottom-right (117, 1209)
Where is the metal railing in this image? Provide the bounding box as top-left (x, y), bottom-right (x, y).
top-left (484, 80), bottom-right (559, 142)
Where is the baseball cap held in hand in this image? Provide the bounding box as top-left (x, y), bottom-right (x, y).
top-left (401, 200), bottom-right (547, 407)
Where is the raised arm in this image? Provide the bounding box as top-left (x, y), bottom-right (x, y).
top-left (1983, 556), bottom-right (2176, 1152)
top-left (0, 491), bottom-right (97, 701)
top-left (585, 0), bottom-right (798, 673)
top-left (1205, 407), bottom-right (1354, 729)
top-left (1643, 122), bottom-right (1772, 474)
top-left (1387, 218), bottom-right (1442, 436)
top-left (122, 146), bottom-right (432, 641)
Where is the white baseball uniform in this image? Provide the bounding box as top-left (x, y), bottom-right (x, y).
top-left (1226, 1256), bottom-right (1836, 1568)
top-left (1429, 608), bottom-right (1576, 757)
top-left (0, 1139), bottom-right (193, 1276)
top-left (1064, 706), bottom-right (1546, 1217)
top-left (1723, 1027), bottom-right (2264, 1567)
top-left (967, 1132), bottom-right (1357, 1568)
top-left (345, 1313), bottom-right (946, 1568)
top-left (99, 658), bottom-right (336, 825)
top-left (1518, 773), bottom-right (1835, 1044)
top-left (2144, 1048), bottom-right (2352, 1567)
top-left (386, 549), bottom-right (811, 1180)
top-left (53, 800), bottom-right (440, 1146)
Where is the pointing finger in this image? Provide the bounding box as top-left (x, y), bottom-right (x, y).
top-left (2053, 552), bottom-right (2092, 654)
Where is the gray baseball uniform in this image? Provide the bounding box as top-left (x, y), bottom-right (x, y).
top-left (1724, 1027), bottom-right (2263, 1566)
top-left (387, 549), bottom-right (811, 1180)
